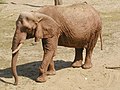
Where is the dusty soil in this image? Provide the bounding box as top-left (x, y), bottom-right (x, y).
top-left (0, 0), bottom-right (120, 90)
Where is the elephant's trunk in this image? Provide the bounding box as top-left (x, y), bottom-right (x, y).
top-left (11, 52), bottom-right (19, 85)
top-left (11, 38), bottom-right (20, 85)
top-left (11, 30), bottom-right (26, 85)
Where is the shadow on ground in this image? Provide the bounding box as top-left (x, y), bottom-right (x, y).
top-left (105, 66), bottom-right (120, 70)
top-left (0, 60), bottom-right (72, 84)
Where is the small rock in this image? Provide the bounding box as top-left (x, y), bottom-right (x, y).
top-left (85, 77), bottom-right (87, 80)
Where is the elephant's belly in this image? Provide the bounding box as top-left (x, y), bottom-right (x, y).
top-left (58, 36), bottom-right (87, 48)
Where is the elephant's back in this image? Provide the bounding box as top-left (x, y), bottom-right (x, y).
top-left (57, 3), bottom-right (101, 31)
top-left (37, 3), bottom-right (102, 30)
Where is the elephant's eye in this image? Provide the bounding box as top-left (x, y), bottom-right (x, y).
top-left (26, 27), bottom-right (32, 31)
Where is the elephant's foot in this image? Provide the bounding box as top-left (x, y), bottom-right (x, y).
top-left (36, 74), bottom-right (47, 83)
top-left (82, 63), bottom-right (92, 69)
top-left (72, 60), bottom-right (82, 68)
top-left (46, 70), bottom-right (56, 76)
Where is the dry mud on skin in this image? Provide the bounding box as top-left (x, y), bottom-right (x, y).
top-left (0, 0), bottom-right (120, 90)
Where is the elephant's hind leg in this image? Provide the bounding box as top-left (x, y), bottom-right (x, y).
top-left (72, 48), bottom-right (84, 68)
top-left (82, 48), bottom-right (93, 69)
top-left (82, 32), bottom-right (99, 69)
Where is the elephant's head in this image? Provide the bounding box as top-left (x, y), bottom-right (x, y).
top-left (11, 11), bottom-right (60, 85)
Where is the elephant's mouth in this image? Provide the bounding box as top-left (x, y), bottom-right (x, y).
top-left (26, 33), bottom-right (35, 39)
top-left (26, 28), bottom-right (36, 39)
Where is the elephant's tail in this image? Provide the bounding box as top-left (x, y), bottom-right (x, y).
top-left (100, 32), bottom-right (103, 50)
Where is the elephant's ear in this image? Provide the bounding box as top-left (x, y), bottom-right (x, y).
top-left (35, 14), bottom-right (60, 41)
top-left (35, 23), bottom-right (43, 42)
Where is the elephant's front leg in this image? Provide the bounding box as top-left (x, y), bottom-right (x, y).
top-left (47, 60), bottom-right (56, 75)
top-left (36, 37), bottom-right (58, 83)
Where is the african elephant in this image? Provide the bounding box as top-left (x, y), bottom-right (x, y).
top-left (11, 2), bottom-right (102, 85)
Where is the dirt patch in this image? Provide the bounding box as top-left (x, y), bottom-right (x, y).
top-left (0, 0), bottom-right (120, 90)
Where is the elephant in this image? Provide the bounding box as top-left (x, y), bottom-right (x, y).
top-left (11, 2), bottom-right (102, 85)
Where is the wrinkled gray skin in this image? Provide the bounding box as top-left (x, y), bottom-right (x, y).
top-left (11, 3), bottom-right (102, 85)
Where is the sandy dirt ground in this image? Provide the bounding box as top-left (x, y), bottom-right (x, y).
top-left (0, 0), bottom-right (120, 90)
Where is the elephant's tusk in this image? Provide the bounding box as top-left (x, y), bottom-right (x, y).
top-left (12, 43), bottom-right (23, 54)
